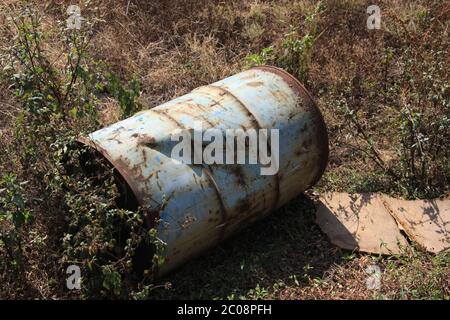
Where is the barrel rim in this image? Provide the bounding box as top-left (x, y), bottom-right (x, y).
top-left (76, 135), bottom-right (147, 207)
top-left (251, 65), bottom-right (329, 188)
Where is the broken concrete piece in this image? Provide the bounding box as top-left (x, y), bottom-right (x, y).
top-left (315, 192), bottom-right (450, 255)
top-left (315, 193), bottom-right (408, 255)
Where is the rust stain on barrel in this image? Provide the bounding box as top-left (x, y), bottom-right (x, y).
top-left (207, 85), bottom-right (263, 130)
top-left (150, 109), bottom-right (185, 129)
top-left (201, 164), bottom-right (229, 243)
top-left (254, 65), bottom-right (329, 188)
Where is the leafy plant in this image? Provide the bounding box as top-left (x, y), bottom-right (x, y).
top-left (244, 1), bottom-right (326, 81)
top-left (244, 47), bottom-right (274, 67)
top-left (333, 46), bottom-right (449, 199)
top-left (54, 139), bottom-right (164, 298)
top-left (1, 7), bottom-right (160, 298)
top-left (0, 174), bottom-right (32, 269)
top-left (278, 29), bottom-right (316, 82)
top-left (106, 73), bottom-right (142, 119)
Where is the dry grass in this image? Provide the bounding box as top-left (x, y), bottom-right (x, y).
top-left (0, 0), bottom-right (448, 299)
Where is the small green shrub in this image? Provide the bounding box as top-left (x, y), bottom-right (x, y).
top-left (106, 73), bottom-right (142, 119)
top-left (1, 6), bottom-right (161, 299)
top-left (278, 29), bottom-right (317, 82)
top-left (51, 132), bottom-right (165, 299)
top-left (333, 48), bottom-right (449, 199)
top-left (244, 2), bottom-right (325, 82)
top-left (244, 47), bottom-right (275, 67)
top-left (0, 174), bottom-right (32, 269)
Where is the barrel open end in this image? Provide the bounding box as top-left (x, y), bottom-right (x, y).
top-left (75, 135), bottom-right (140, 212)
top-left (75, 135), bottom-right (157, 277)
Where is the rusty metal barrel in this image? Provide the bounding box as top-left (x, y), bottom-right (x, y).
top-left (79, 66), bottom-right (328, 276)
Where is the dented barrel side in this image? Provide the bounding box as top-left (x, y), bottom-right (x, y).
top-left (79, 66), bottom-right (328, 276)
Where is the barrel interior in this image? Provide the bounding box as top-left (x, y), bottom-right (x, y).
top-left (75, 141), bottom-right (155, 277)
top-left (76, 142), bottom-right (139, 211)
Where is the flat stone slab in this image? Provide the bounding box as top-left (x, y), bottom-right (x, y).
top-left (315, 193), bottom-right (449, 254)
top-left (384, 197), bottom-right (449, 254)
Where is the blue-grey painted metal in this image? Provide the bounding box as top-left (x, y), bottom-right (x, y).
top-left (79, 66), bottom-right (328, 276)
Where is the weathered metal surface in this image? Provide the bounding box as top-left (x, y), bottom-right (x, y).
top-left (79, 66), bottom-right (329, 276)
